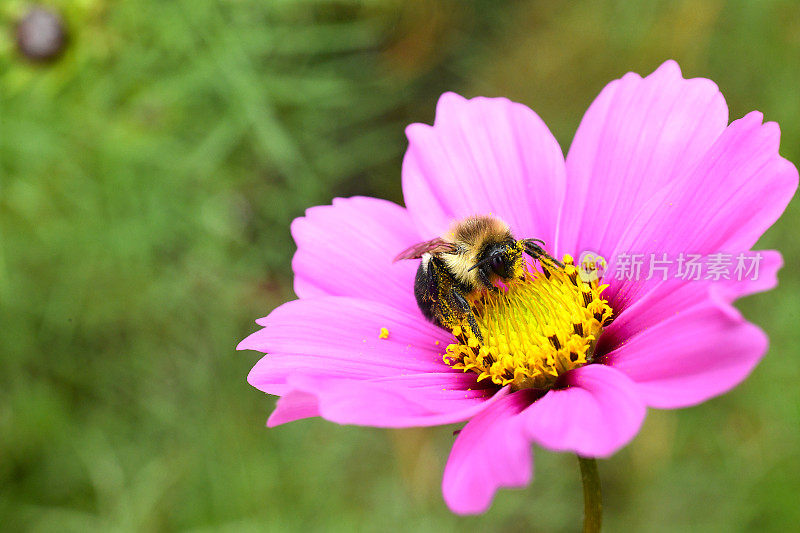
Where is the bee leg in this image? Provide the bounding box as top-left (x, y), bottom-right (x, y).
top-left (476, 267), bottom-right (499, 293)
top-left (452, 289), bottom-right (483, 342)
top-left (523, 239), bottom-right (564, 269)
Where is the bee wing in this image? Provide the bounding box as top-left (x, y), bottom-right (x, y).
top-left (393, 238), bottom-right (457, 262)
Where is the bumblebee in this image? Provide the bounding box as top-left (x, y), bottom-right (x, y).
top-left (394, 215), bottom-right (562, 339)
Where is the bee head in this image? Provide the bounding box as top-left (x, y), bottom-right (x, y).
top-left (469, 240), bottom-right (523, 281)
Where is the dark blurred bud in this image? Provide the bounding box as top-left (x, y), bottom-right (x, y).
top-left (16, 7), bottom-right (67, 62)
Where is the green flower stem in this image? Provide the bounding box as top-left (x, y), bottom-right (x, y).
top-left (577, 455), bottom-right (602, 533)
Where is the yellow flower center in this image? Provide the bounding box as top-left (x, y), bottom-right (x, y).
top-left (444, 255), bottom-right (613, 391)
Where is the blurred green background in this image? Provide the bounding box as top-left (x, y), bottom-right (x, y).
top-left (1, 0), bottom-right (798, 531)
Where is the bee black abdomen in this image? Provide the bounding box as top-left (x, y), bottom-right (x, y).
top-left (414, 261), bottom-right (439, 324)
top-left (414, 256), bottom-right (478, 337)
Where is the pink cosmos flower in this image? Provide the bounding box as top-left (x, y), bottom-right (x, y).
top-left (238, 61), bottom-right (797, 514)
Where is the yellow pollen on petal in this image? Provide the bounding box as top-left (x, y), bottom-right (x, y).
top-left (379, 327), bottom-right (390, 339)
top-left (443, 256), bottom-right (613, 391)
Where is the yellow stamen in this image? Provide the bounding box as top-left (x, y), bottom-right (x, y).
top-left (443, 256), bottom-right (613, 391)
top-left (379, 327), bottom-right (390, 340)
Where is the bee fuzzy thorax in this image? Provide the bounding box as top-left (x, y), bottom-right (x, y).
top-left (440, 251), bottom-right (481, 288)
top-left (450, 215), bottom-right (512, 246)
top-left (445, 215), bottom-right (515, 288)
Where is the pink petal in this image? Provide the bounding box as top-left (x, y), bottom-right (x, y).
top-left (441, 391), bottom-right (532, 514)
top-left (285, 373), bottom-right (508, 428)
top-left (523, 365), bottom-right (646, 457)
top-left (605, 298), bottom-right (767, 409)
top-left (291, 196), bottom-right (420, 312)
top-left (240, 297), bottom-right (452, 395)
top-left (240, 297), bottom-right (503, 427)
top-left (267, 390), bottom-right (319, 427)
top-left (558, 60), bottom-right (728, 259)
top-left (600, 250), bottom-right (782, 352)
top-left (402, 92), bottom-right (566, 244)
top-left (607, 112), bottom-right (797, 309)
top-left (716, 250), bottom-right (783, 301)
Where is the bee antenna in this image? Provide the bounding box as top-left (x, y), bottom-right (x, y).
top-left (468, 257), bottom-right (492, 272)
